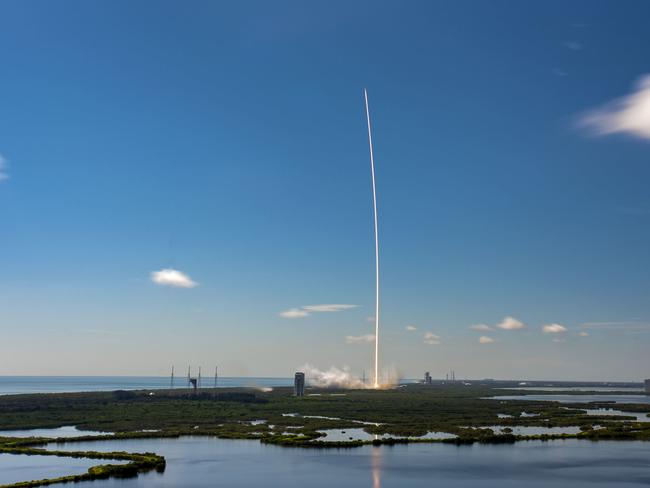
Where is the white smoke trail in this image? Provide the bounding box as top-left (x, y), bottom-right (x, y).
top-left (364, 89), bottom-right (381, 388)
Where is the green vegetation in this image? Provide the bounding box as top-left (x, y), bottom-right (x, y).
top-left (0, 384), bottom-right (649, 486)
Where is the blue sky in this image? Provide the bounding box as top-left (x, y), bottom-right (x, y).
top-left (1, 1), bottom-right (650, 380)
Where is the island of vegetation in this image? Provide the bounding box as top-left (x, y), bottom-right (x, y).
top-left (1, 382), bottom-right (649, 487)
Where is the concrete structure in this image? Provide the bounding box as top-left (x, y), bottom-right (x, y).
top-left (294, 372), bottom-right (305, 397)
top-left (424, 372), bottom-right (432, 385)
top-left (645, 379), bottom-right (650, 395)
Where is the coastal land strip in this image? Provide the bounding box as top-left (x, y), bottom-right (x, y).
top-left (1, 383), bottom-right (649, 487)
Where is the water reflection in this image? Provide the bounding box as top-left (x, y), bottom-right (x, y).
top-left (370, 445), bottom-right (381, 488)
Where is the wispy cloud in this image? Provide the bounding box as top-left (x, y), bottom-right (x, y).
top-left (151, 268), bottom-right (198, 288)
top-left (345, 334), bottom-right (375, 344)
top-left (579, 74), bottom-right (650, 141)
top-left (470, 323), bottom-right (493, 332)
top-left (542, 323), bottom-right (568, 334)
top-left (479, 336), bottom-right (495, 344)
top-left (579, 321), bottom-right (650, 332)
top-left (423, 332), bottom-right (440, 345)
top-left (578, 331), bottom-right (589, 337)
top-left (303, 304), bottom-right (357, 313)
top-left (279, 308), bottom-right (310, 318)
top-left (80, 328), bottom-right (128, 336)
top-left (405, 325), bottom-right (417, 332)
top-left (496, 316), bottom-right (525, 330)
top-left (0, 154), bottom-right (9, 181)
top-left (563, 41), bottom-right (583, 51)
top-left (279, 303), bottom-right (357, 319)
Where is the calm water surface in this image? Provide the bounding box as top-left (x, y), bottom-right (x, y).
top-left (580, 408), bottom-right (650, 422)
top-left (37, 436), bottom-right (650, 487)
top-left (0, 453), bottom-right (121, 486)
top-left (316, 428), bottom-right (456, 442)
top-left (501, 387), bottom-right (643, 392)
top-left (0, 425), bottom-right (112, 438)
top-left (492, 394), bottom-right (650, 404)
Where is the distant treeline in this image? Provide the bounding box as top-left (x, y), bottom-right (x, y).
top-left (112, 389), bottom-right (264, 403)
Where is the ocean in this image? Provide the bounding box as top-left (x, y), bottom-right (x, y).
top-left (0, 376), bottom-right (293, 395)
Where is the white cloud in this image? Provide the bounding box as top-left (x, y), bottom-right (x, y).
top-left (279, 308), bottom-right (310, 319)
top-left (578, 331), bottom-right (589, 337)
top-left (345, 334), bottom-right (375, 344)
top-left (563, 41), bottom-right (583, 51)
top-left (366, 316), bottom-right (376, 322)
top-left (479, 336), bottom-right (495, 344)
top-left (279, 303), bottom-right (357, 319)
top-left (150, 268), bottom-right (198, 288)
top-left (470, 323), bottom-right (493, 332)
top-left (579, 75), bottom-right (650, 140)
top-left (303, 304), bottom-right (357, 313)
top-left (553, 338), bottom-right (566, 343)
top-left (423, 332), bottom-right (440, 345)
top-left (543, 323), bottom-right (568, 334)
top-left (405, 325), bottom-right (417, 332)
top-left (496, 316), bottom-right (525, 330)
top-left (0, 155), bottom-right (9, 181)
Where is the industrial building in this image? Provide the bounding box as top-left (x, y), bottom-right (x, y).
top-left (294, 372), bottom-right (305, 397)
top-left (424, 372), bottom-right (432, 385)
top-left (645, 379), bottom-right (650, 395)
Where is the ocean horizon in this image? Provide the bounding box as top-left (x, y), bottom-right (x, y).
top-left (0, 376), bottom-right (295, 396)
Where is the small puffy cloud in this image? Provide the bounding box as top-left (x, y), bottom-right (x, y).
top-left (405, 325), bottom-right (417, 332)
top-left (470, 323), bottom-right (493, 332)
top-left (345, 334), bottom-right (375, 344)
top-left (579, 75), bottom-right (650, 141)
top-left (479, 336), bottom-right (495, 344)
top-left (151, 268), bottom-right (198, 288)
top-left (0, 154), bottom-right (8, 181)
top-left (496, 316), bottom-right (525, 330)
top-left (578, 331), bottom-right (589, 337)
top-left (303, 304), bottom-right (357, 313)
top-left (423, 332), bottom-right (440, 345)
top-left (542, 323), bottom-right (568, 334)
top-left (279, 308), bottom-right (310, 319)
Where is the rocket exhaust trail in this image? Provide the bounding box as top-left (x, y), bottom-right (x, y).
top-left (364, 89), bottom-right (380, 389)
